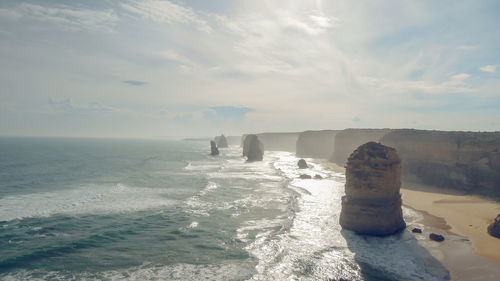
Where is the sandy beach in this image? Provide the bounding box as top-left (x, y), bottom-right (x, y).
top-left (402, 183), bottom-right (500, 280)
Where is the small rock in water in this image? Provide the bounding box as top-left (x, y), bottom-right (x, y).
top-left (314, 174), bottom-right (323, 179)
top-left (299, 174), bottom-right (312, 179)
top-left (412, 228), bottom-right (422, 233)
top-left (429, 233), bottom-right (445, 242)
top-left (297, 159), bottom-right (308, 169)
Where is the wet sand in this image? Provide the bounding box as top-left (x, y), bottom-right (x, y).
top-left (402, 183), bottom-right (500, 280)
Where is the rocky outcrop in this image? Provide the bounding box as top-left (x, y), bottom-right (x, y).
top-left (339, 142), bottom-right (406, 236)
top-left (380, 129), bottom-right (500, 198)
top-left (429, 233), bottom-right (445, 242)
top-left (412, 228), bottom-right (422, 233)
top-left (296, 130), bottom-right (338, 159)
top-left (331, 129), bottom-right (392, 165)
top-left (210, 141), bottom-right (219, 156)
top-left (297, 159), bottom-right (308, 169)
top-left (299, 174), bottom-right (312, 179)
top-left (243, 134), bottom-right (264, 161)
top-left (488, 214), bottom-right (500, 238)
top-left (214, 134), bottom-right (228, 148)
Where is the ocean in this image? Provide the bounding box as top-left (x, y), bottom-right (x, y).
top-left (0, 137), bottom-right (449, 280)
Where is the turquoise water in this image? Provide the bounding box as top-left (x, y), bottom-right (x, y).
top-left (0, 137), bottom-right (448, 280)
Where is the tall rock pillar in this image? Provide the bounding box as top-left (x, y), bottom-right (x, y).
top-left (340, 142), bottom-right (406, 235)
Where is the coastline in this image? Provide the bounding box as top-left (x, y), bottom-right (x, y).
top-left (401, 183), bottom-right (500, 280)
top-left (319, 159), bottom-right (500, 280)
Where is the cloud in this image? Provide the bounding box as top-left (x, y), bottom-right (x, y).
top-left (121, 0), bottom-right (212, 33)
top-left (451, 73), bottom-right (470, 80)
top-left (48, 98), bottom-right (113, 112)
top-left (480, 65), bottom-right (496, 73)
top-left (352, 116), bottom-right (361, 122)
top-left (3, 3), bottom-right (118, 32)
top-left (203, 106), bottom-right (255, 123)
top-left (123, 80), bottom-right (148, 86)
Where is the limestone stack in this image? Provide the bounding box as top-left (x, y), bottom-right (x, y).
top-left (339, 142), bottom-right (406, 235)
top-left (243, 134), bottom-right (264, 161)
top-left (215, 134), bottom-right (228, 148)
top-left (210, 141), bottom-right (219, 156)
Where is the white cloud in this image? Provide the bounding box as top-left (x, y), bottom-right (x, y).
top-left (480, 65), bottom-right (496, 73)
top-left (159, 49), bottom-right (195, 66)
top-left (0, 8), bottom-right (22, 20)
top-left (9, 3), bottom-right (119, 32)
top-left (451, 73), bottom-right (470, 80)
top-left (48, 98), bottom-right (114, 112)
top-left (121, 0), bottom-right (212, 33)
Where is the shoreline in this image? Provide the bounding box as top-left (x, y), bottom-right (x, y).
top-left (319, 159), bottom-right (500, 280)
top-left (401, 183), bottom-right (500, 280)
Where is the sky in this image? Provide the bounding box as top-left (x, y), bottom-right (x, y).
top-left (1, 0), bottom-right (499, 138)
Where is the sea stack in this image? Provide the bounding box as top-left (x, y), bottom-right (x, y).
top-left (339, 142), bottom-right (406, 236)
top-left (488, 214), bottom-right (500, 238)
top-left (215, 134), bottom-right (228, 148)
top-left (243, 134), bottom-right (264, 161)
top-left (210, 141), bottom-right (219, 156)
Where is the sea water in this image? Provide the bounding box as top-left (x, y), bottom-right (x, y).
top-left (0, 137), bottom-right (448, 280)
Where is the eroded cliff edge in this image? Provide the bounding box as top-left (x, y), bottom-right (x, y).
top-left (380, 129), bottom-right (500, 198)
top-left (331, 129), bottom-right (392, 165)
top-left (296, 130), bottom-right (338, 159)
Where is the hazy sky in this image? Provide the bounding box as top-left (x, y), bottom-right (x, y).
top-left (1, 0), bottom-right (499, 138)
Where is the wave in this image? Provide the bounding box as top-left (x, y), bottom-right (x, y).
top-left (1, 262), bottom-right (255, 281)
top-left (243, 153), bottom-right (447, 281)
top-left (0, 184), bottom-right (178, 222)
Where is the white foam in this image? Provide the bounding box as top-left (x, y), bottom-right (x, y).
top-left (199, 181), bottom-right (218, 196)
top-left (2, 262), bottom-right (254, 281)
top-left (244, 153), bottom-right (447, 281)
top-left (0, 184), bottom-right (178, 221)
top-left (188, 221), bottom-right (199, 228)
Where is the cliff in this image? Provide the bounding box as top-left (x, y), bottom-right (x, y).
top-left (256, 132), bottom-right (300, 152)
top-left (380, 129), bottom-right (500, 198)
top-left (242, 134), bottom-right (264, 161)
top-left (331, 129), bottom-right (392, 165)
top-left (339, 142), bottom-right (406, 235)
top-left (226, 136), bottom-right (241, 146)
top-left (296, 130), bottom-right (338, 159)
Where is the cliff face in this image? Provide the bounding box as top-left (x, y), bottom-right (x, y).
top-left (256, 132), bottom-right (300, 152)
top-left (331, 129), bottom-right (392, 165)
top-left (339, 142), bottom-right (406, 236)
top-left (226, 136), bottom-right (241, 146)
top-left (242, 134), bottom-right (264, 161)
top-left (380, 129), bottom-right (500, 198)
top-left (296, 130), bottom-right (338, 159)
